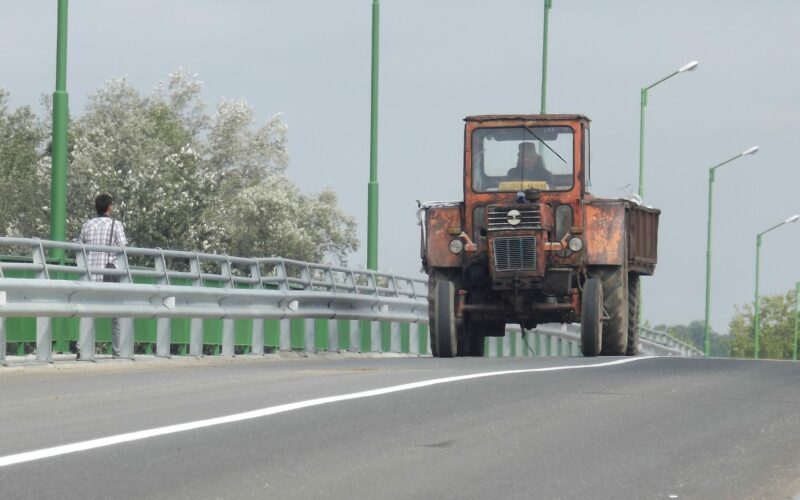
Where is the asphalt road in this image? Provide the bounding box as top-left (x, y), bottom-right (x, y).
top-left (0, 355), bottom-right (799, 499)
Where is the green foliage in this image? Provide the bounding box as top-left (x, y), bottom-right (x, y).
top-left (729, 290), bottom-right (798, 359)
top-left (0, 70), bottom-right (358, 264)
top-left (652, 319), bottom-right (731, 357)
top-left (0, 89), bottom-right (49, 237)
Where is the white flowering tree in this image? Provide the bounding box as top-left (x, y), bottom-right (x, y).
top-left (0, 70), bottom-right (358, 264)
top-left (0, 89), bottom-right (49, 238)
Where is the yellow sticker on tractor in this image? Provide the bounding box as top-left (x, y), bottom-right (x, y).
top-left (497, 180), bottom-right (549, 191)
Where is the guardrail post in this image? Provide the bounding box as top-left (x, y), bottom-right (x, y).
top-left (370, 321), bottom-right (381, 353)
top-left (349, 319), bottom-right (359, 352)
top-left (0, 318), bottom-right (6, 365)
top-left (304, 318), bottom-right (315, 353)
top-left (279, 319), bottom-right (291, 351)
top-left (156, 318), bottom-right (170, 357)
top-left (78, 317), bottom-right (95, 361)
top-left (251, 318), bottom-right (265, 355)
top-left (222, 319), bottom-right (235, 356)
top-left (189, 318), bottom-right (203, 356)
top-left (328, 319), bottom-right (339, 352)
top-left (119, 318), bottom-right (134, 359)
top-left (502, 333), bottom-right (511, 357)
top-left (487, 337), bottom-right (498, 357)
top-left (390, 322), bottom-right (400, 353)
top-left (409, 323), bottom-right (419, 355)
top-left (36, 317), bottom-right (52, 362)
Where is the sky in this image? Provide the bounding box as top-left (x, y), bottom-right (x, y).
top-left (2, 0), bottom-right (799, 334)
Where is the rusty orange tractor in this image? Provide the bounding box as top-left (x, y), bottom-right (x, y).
top-left (418, 114), bottom-right (659, 357)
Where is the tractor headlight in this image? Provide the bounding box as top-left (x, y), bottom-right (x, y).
top-left (449, 239), bottom-right (464, 254)
top-left (568, 237), bottom-right (583, 252)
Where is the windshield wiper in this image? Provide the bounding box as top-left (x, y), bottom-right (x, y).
top-left (523, 126), bottom-right (567, 164)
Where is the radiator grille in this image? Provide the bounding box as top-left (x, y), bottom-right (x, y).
top-left (487, 206), bottom-right (541, 231)
top-left (493, 236), bottom-right (536, 271)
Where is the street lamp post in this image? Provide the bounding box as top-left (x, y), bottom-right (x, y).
top-left (794, 280), bottom-right (799, 361)
top-left (638, 60), bottom-right (698, 198)
top-left (540, 0), bottom-right (553, 114)
top-left (366, 0), bottom-right (380, 270)
top-left (51, 0), bottom-right (69, 261)
top-left (703, 146), bottom-right (759, 356)
top-left (636, 60), bottom-right (698, 331)
top-left (754, 214), bottom-right (800, 359)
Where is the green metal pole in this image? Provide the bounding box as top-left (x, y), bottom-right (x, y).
top-left (51, 0), bottom-right (69, 262)
top-left (754, 234), bottom-right (761, 359)
top-left (703, 168), bottom-right (715, 356)
top-left (636, 88), bottom-right (647, 331)
top-left (366, 0), bottom-right (380, 271)
top-left (793, 281), bottom-right (799, 361)
top-left (51, 0), bottom-right (70, 353)
top-left (539, 0), bottom-right (552, 114)
top-left (703, 148), bottom-right (758, 357)
top-left (638, 88), bottom-right (647, 198)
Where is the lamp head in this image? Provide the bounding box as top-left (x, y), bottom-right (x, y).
top-left (678, 61), bottom-right (699, 73)
top-left (741, 146), bottom-right (759, 156)
top-left (786, 214), bottom-right (800, 224)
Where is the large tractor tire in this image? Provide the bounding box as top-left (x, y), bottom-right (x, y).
top-left (431, 279), bottom-right (458, 357)
top-left (589, 266), bottom-right (628, 356)
top-left (461, 319), bottom-right (487, 357)
top-left (427, 272), bottom-right (439, 357)
top-left (626, 273), bottom-right (640, 356)
top-left (580, 278), bottom-right (603, 357)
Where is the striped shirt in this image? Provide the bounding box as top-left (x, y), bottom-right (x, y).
top-left (79, 216), bottom-right (128, 282)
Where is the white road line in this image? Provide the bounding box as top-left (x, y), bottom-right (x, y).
top-left (0, 357), bottom-right (651, 467)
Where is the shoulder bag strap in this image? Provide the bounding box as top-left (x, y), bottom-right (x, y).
top-left (107, 219), bottom-right (116, 264)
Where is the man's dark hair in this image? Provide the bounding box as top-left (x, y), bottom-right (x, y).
top-left (95, 194), bottom-right (113, 215)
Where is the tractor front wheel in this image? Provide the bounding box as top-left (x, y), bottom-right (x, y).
top-left (580, 278), bottom-right (603, 357)
top-left (431, 279), bottom-right (458, 358)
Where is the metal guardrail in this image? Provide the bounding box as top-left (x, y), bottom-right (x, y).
top-left (0, 237), bottom-right (700, 364)
top-left (524, 324), bottom-right (704, 357)
top-left (638, 326), bottom-right (705, 357)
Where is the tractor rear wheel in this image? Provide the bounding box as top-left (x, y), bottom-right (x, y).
top-left (462, 319), bottom-right (487, 357)
top-left (626, 273), bottom-right (640, 356)
top-left (580, 278), bottom-right (603, 357)
top-left (590, 266), bottom-right (628, 356)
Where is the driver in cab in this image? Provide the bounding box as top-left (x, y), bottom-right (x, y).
top-left (505, 142), bottom-right (555, 187)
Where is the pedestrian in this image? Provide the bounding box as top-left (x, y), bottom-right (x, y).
top-left (77, 194), bottom-right (128, 359)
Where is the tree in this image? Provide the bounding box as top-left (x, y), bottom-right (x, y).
top-left (729, 290), bottom-right (797, 359)
top-left (7, 68), bottom-right (359, 264)
top-left (216, 177), bottom-right (357, 263)
top-left (652, 319), bottom-right (731, 357)
top-left (0, 89), bottom-right (49, 237)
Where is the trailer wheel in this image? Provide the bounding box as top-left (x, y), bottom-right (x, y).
top-left (626, 274), bottom-right (640, 356)
top-left (432, 279), bottom-right (458, 358)
top-left (590, 266), bottom-right (628, 355)
top-left (580, 278), bottom-right (603, 357)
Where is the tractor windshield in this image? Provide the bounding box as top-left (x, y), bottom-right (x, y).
top-left (471, 126), bottom-right (574, 192)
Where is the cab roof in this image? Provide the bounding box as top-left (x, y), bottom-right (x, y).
top-left (464, 114), bottom-right (590, 123)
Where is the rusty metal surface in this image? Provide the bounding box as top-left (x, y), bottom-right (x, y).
top-left (584, 201), bottom-right (626, 266)
top-left (465, 114), bottom-right (591, 123)
top-left (424, 206), bottom-right (463, 268)
top-left (463, 118), bottom-right (586, 253)
top-left (627, 205), bottom-right (660, 275)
